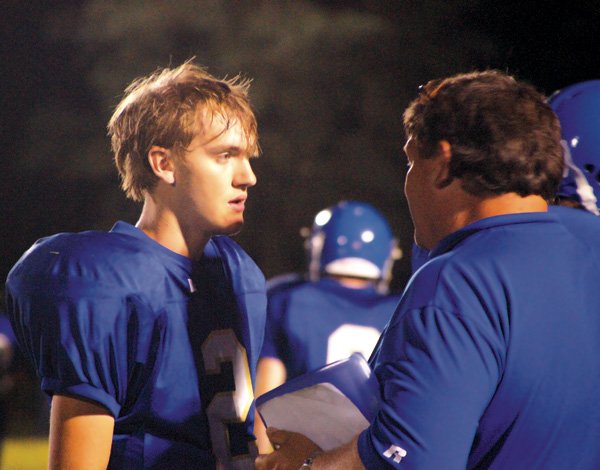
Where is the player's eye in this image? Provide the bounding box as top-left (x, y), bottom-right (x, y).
top-left (216, 153), bottom-right (231, 162)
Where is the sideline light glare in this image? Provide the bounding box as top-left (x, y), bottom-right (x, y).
top-left (314, 209), bottom-right (332, 226)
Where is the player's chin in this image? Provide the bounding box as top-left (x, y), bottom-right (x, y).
top-left (218, 219), bottom-right (245, 236)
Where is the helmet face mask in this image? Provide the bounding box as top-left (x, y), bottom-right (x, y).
top-left (306, 201), bottom-right (400, 291)
top-left (549, 80), bottom-right (600, 215)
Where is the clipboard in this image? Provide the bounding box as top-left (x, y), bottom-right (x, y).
top-left (255, 353), bottom-right (380, 450)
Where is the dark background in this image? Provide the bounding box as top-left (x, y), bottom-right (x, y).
top-left (2, 0), bottom-right (599, 291)
top-left (1, 0), bottom-right (599, 435)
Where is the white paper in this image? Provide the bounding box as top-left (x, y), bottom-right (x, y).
top-left (257, 382), bottom-right (369, 451)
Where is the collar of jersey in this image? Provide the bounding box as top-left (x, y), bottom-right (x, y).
top-left (430, 212), bottom-right (558, 259)
top-left (110, 221), bottom-right (195, 272)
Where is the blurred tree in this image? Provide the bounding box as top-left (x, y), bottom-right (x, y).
top-left (14, 0), bottom-right (498, 290)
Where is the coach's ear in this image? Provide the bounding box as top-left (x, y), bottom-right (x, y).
top-left (434, 140), bottom-right (454, 189)
top-left (148, 146), bottom-right (175, 185)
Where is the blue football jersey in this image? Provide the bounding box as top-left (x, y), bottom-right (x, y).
top-left (5, 221), bottom-right (266, 469)
top-left (261, 277), bottom-right (401, 379)
top-left (357, 212), bottom-right (600, 468)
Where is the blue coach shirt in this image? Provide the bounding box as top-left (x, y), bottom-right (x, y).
top-left (6, 222), bottom-right (266, 469)
top-left (358, 212), bottom-right (600, 469)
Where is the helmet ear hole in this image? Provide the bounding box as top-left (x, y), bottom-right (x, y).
top-left (584, 164), bottom-right (595, 174)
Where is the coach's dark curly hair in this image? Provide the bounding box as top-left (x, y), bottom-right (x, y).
top-left (403, 70), bottom-right (563, 201)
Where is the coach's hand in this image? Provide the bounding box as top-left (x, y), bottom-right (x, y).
top-left (255, 428), bottom-right (321, 470)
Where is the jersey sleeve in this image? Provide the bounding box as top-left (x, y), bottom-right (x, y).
top-left (357, 304), bottom-right (506, 468)
top-left (260, 292), bottom-right (286, 360)
top-left (5, 242), bottom-right (161, 418)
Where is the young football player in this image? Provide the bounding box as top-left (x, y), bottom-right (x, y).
top-left (5, 61), bottom-right (267, 469)
top-left (256, 70), bottom-right (600, 469)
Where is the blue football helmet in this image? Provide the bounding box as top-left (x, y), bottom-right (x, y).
top-left (549, 80), bottom-right (600, 215)
top-left (306, 201), bottom-right (400, 290)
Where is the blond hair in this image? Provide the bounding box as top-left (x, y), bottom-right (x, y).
top-left (107, 60), bottom-right (259, 201)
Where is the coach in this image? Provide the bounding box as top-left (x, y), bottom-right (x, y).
top-left (256, 70), bottom-right (600, 469)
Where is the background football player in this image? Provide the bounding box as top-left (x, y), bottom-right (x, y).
top-left (549, 80), bottom-right (600, 213)
top-left (254, 200), bottom-right (402, 453)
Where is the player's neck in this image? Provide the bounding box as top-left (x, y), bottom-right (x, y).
top-left (135, 197), bottom-right (210, 260)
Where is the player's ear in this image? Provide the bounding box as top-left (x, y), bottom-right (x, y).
top-left (148, 146), bottom-right (175, 185)
top-left (433, 140), bottom-right (453, 189)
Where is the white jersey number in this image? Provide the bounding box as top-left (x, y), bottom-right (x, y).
top-left (326, 324), bottom-right (381, 364)
top-left (203, 329), bottom-right (256, 469)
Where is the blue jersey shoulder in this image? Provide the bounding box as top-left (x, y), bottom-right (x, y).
top-left (266, 272), bottom-right (307, 295)
top-left (7, 229), bottom-right (166, 298)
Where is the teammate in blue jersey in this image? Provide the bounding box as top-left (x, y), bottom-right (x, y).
top-left (261, 201), bottom-right (401, 377)
top-left (5, 61), bottom-right (267, 469)
top-left (254, 201), bottom-right (402, 453)
top-left (550, 80), bottom-right (600, 214)
top-left (256, 70), bottom-right (600, 469)
top-left (547, 81), bottom-right (600, 262)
